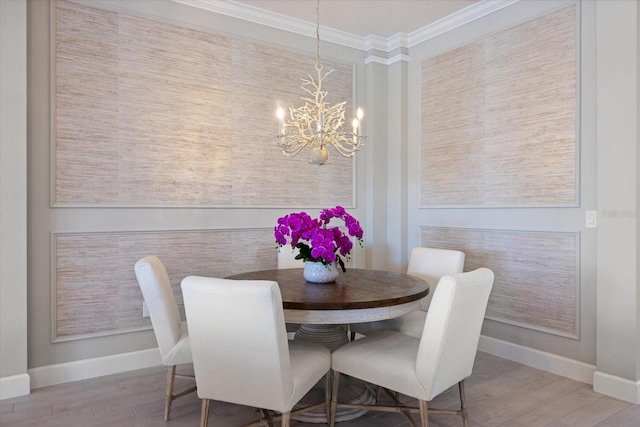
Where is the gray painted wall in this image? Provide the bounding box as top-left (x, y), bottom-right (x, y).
top-left (0, 0), bottom-right (28, 382)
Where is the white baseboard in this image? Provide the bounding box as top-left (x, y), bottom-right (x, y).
top-left (28, 348), bottom-right (162, 389)
top-left (15, 338), bottom-right (640, 404)
top-left (0, 373), bottom-right (30, 400)
top-left (478, 335), bottom-right (596, 385)
top-left (593, 371), bottom-right (640, 404)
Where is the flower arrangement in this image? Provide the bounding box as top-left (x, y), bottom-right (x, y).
top-left (275, 206), bottom-right (363, 272)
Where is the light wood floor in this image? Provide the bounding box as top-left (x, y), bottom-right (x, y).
top-left (1, 351), bottom-right (638, 426)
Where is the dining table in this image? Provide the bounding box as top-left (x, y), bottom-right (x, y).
top-left (226, 267), bottom-right (430, 423)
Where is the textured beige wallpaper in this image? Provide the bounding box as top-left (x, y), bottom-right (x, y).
top-left (421, 227), bottom-right (578, 338)
top-left (54, 229), bottom-right (276, 341)
top-left (54, 0), bottom-right (354, 207)
top-left (420, 4), bottom-right (577, 207)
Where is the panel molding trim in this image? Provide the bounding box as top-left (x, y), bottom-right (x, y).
top-left (51, 0), bottom-right (355, 208)
top-left (420, 226), bottom-right (579, 338)
top-left (419, 3), bottom-right (578, 208)
top-left (51, 228), bottom-right (276, 342)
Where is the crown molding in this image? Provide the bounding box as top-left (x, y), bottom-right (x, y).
top-left (170, 0), bottom-right (365, 50)
top-left (363, 34), bottom-right (389, 52)
top-left (365, 54), bottom-right (411, 66)
top-left (407, 0), bottom-right (520, 48)
top-left (366, 32), bottom-right (412, 53)
top-left (170, 0), bottom-right (520, 53)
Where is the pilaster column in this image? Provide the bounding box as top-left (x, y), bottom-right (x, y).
top-left (594, 0), bottom-right (640, 404)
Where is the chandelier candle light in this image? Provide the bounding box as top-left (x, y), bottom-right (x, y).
top-left (276, 0), bottom-right (366, 166)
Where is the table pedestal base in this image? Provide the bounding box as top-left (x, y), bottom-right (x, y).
top-left (294, 324), bottom-right (349, 351)
top-left (292, 324), bottom-right (376, 423)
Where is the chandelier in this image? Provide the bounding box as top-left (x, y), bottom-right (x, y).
top-left (276, 0), bottom-right (366, 166)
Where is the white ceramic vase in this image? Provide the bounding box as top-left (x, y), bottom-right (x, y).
top-left (303, 261), bottom-right (339, 283)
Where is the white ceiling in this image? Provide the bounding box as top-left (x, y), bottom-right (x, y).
top-left (173, 0), bottom-right (516, 50)
top-left (230, 0), bottom-right (480, 38)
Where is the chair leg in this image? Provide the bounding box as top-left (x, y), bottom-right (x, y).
top-left (257, 408), bottom-right (275, 427)
top-left (165, 365), bottom-right (176, 421)
top-left (163, 364), bottom-right (197, 421)
top-left (325, 372), bottom-right (332, 422)
top-left (280, 411), bottom-right (290, 427)
top-left (459, 380), bottom-right (468, 427)
top-left (350, 331), bottom-right (356, 341)
top-left (419, 399), bottom-right (429, 427)
top-left (200, 399), bottom-right (210, 427)
top-left (329, 371), bottom-right (340, 427)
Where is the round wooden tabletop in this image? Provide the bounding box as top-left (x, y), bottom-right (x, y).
top-left (226, 268), bottom-right (429, 311)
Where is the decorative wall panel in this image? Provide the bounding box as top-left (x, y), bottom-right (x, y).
top-left (420, 227), bottom-right (578, 338)
top-left (53, 0), bottom-right (354, 207)
top-left (53, 229), bottom-right (275, 341)
top-left (420, 4), bottom-right (577, 207)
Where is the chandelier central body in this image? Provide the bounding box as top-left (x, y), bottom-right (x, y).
top-left (276, 0), bottom-right (366, 166)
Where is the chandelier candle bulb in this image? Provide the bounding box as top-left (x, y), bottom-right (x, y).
top-left (277, 107), bottom-right (285, 137)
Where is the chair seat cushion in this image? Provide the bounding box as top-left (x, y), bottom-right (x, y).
top-left (162, 321), bottom-right (193, 366)
top-left (287, 341), bottom-right (332, 411)
top-left (350, 310), bottom-right (426, 338)
top-left (332, 330), bottom-right (431, 401)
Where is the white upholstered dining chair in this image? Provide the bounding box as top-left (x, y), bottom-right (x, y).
top-left (349, 247), bottom-right (465, 340)
top-left (331, 268), bottom-right (494, 427)
top-left (278, 247), bottom-right (303, 336)
top-left (134, 255), bottom-right (196, 421)
top-left (181, 276), bottom-right (332, 427)
top-left (278, 246), bottom-right (302, 269)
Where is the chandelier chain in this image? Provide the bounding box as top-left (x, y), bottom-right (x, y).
top-left (315, 0), bottom-right (321, 72)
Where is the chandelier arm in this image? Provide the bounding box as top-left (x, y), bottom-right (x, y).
top-left (328, 145), bottom-right (357, 158)
top-left (281, 145), bottom-right (308, 157)
top-left (329, 140), bottom-right (361, 157)
top-left (279, 136), bottom-right (314, 157)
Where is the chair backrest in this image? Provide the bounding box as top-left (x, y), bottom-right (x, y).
top-left (134, 256), bottom-right (183, 362)
top-left (278, 246), bottom-right (303, 269)
top-left (407, 247), bottom-right (465, 310)
top-left (181, 276), bottom-right (294, 411)
top-left (415, 268), bottom-right (494, 399)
